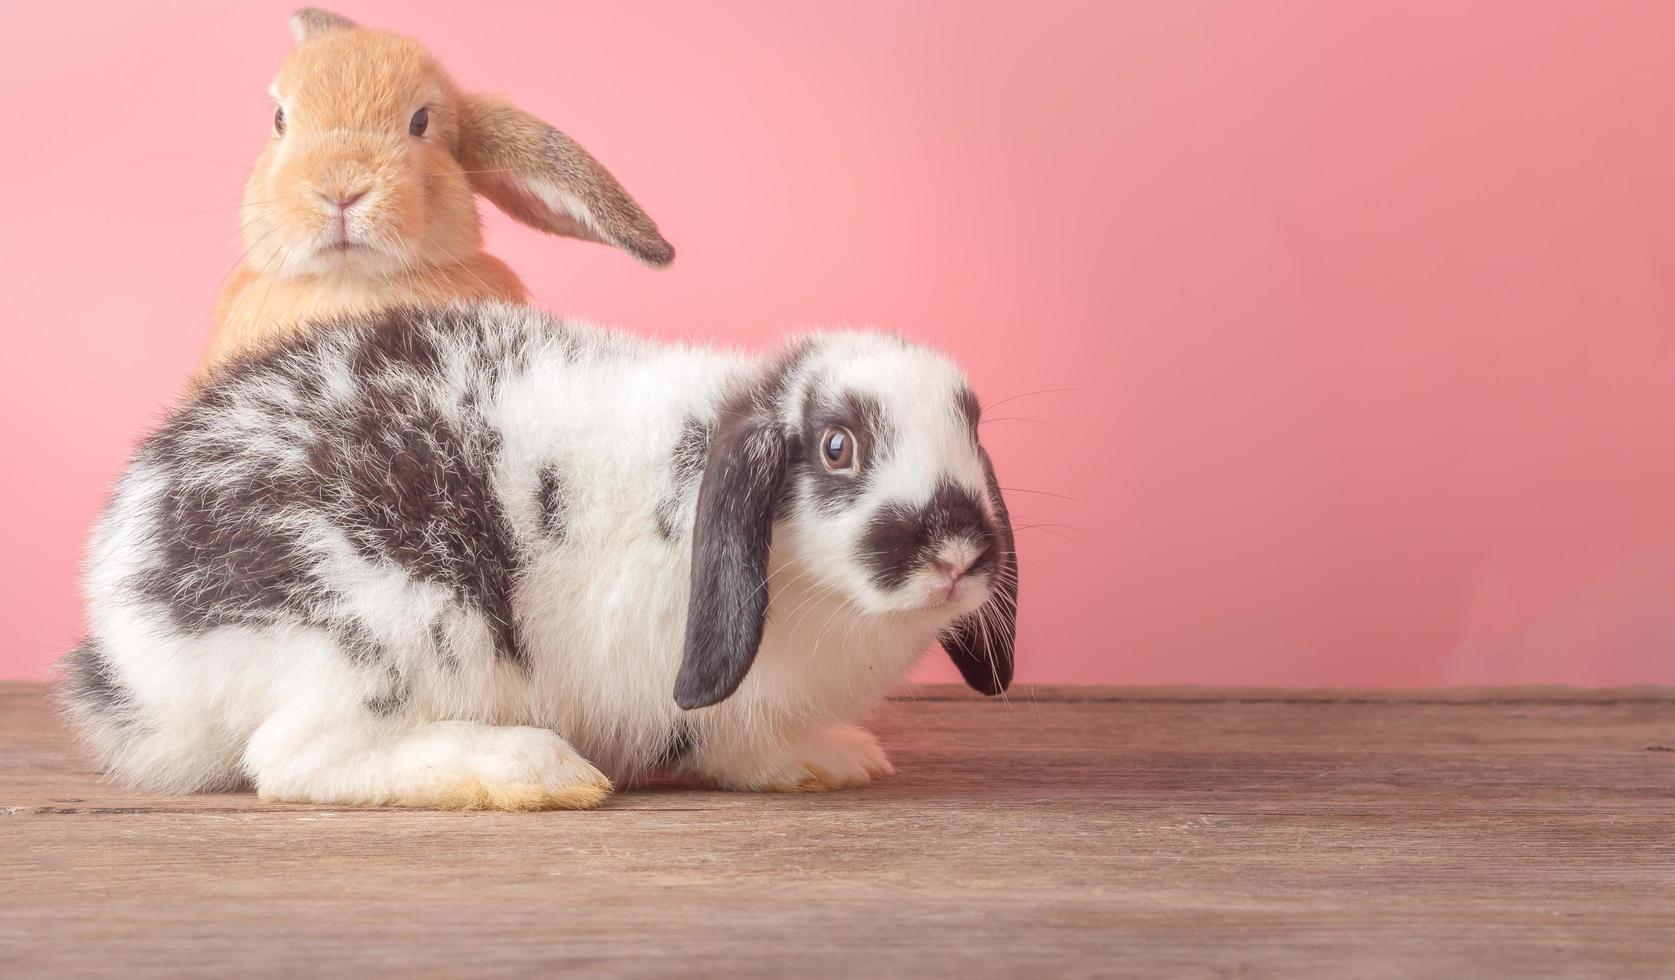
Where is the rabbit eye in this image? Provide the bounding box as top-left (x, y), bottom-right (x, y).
top-left (821, 426), bottom-right (856, 472)
top-left (274, 107), bottom-right (286, 135)
top-left (409, 107), bottom-right (429, 137)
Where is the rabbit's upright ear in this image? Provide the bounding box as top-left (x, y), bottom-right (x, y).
top-left (675, 413), bottom-right (790, 709)
top-left (457, 95), bottom-right (675, 267)
top-left (290, 8), bottom-right (356, 44)
top-left (940, 450), bottom-right (1018, 695)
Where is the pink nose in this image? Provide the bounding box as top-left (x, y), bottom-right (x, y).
top-left (316, 188), bottom-right (367, 212)
top-left (934, 557), bottom-right (976, 586)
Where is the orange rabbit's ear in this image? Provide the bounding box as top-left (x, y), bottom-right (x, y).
top-left (458, 94), bottom-right (675, 267)
top-left (290, 8), bottom-right (357, 45)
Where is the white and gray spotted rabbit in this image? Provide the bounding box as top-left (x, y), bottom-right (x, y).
top-left (62, 304), bottom-right (1018, 809)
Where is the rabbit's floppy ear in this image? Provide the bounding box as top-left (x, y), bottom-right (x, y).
top-left (675, 412), bottom-right (790, 709)
top-left (458, 95), bottom-right (675, 267)
top-left (939, 450), bottom-right (1018, 695)
top-left (290, 8), bottom-right (356, 45)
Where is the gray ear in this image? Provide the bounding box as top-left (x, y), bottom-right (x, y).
top-left (459, 94), bottom-right (675, 267)
top-left (674, 415), bottom-right (789, 709)
top-left (290, 8), bottom-right (356, 44)
top-left (939, 450), bottom-right (1017, 695)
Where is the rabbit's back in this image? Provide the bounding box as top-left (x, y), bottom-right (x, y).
top-left (109, 305), bottom-right (538, 645)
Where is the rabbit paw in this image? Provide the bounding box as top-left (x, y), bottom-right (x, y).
top-left (250, 720), bottom-right (612, 811)
top-left (427, 724), bottom-right (614, 811)
top-left (698, 724), bottom-right (895, 792)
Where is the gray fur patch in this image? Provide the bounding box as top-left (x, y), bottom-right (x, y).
top-left (656, 415), bottom-right (714, 540)
top-left (538, 465), bottom-right (570, 541)
top-left (129, 306), bottom-right (537, 667)
top-left (59, 639), bottom-right (136, 730)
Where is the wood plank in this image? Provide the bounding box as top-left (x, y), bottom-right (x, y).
top-left (4, 682), bottom-right (1673, 978)
top-left (898, 682), bottom-right (1675, 703)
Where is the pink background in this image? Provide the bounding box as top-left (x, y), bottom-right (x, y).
top-left (3, 1), bottom-right (1673, 686)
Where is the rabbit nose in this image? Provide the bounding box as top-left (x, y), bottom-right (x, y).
top-left (315, 187), bottom-right (368, 212)
top-left (934, 556), bottom-right (976, 585)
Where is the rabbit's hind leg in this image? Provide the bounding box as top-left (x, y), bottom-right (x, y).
top-left (245, 710), bottom-right (611, 810)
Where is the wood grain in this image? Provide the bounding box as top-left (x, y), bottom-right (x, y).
top-left (4, 682), bottom-right (1673, 978)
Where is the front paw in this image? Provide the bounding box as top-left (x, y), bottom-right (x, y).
top-left (791, 724), bottom-right (894, 791)
top-left (701, 725), bottom-right (895, 792)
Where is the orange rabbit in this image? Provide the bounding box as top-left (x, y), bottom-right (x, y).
top-left (203, 8), bottom-right (672, 373)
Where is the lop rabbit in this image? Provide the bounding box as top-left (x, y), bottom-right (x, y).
top-left (65, 304), bottom-right (1018, 809)
top-left (203, 9), bottom-right (672, 373)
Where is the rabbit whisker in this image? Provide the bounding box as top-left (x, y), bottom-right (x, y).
top-left (977, 416), bottom-right (1067, 429)
top-left (997, 486), bottom-right (1079, 502)
top-left (978, 386), bottom-right (1094, 417)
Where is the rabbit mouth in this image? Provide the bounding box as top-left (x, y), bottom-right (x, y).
top-left (320, 234), bottom-right (377, 259)
top-left (322, 224), bottom-right (366, 252)
top-left (922, 568), bottom-right (991, 613)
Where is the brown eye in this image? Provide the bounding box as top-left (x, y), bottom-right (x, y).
top-left (409, 106), bottom-right (429, 137)
top-left (274, 107), bottom-right (286, 135)
top-left (821, 426), bottom-right (855, 471)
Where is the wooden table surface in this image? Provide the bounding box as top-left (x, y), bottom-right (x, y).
top-left (5, 681), bottom-right (1674, 978)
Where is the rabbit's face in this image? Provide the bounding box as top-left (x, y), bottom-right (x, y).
top-left (242, 30), bottom-right (481, 280)
top-left (680, 331), bottom-right (1018, 706)
top-left (681, 333), bottom-right (1021, 708)
top-left (776, 337), bottom-right (1008, 623)
top-left (227, 8), bottom-right (673, 303)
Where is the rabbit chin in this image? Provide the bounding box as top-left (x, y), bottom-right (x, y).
top-left (293, 236), bottom-right (412, 279)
